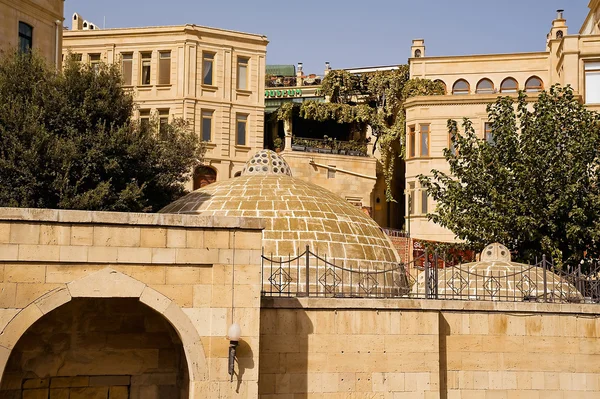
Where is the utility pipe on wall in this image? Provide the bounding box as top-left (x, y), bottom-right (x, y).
top-left (54, 19), bottom-right (61, 69)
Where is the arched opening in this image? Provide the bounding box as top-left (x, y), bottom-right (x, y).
top-left (234, 171), bottom-right (242, 177)
top-left (475, 78), bottom-right (495, 94)
top-left (452, 79), bottom-right (470, 95)
top-left (0, 298), bottom-right (190, 398)
top-left (414, 49), bottom-right (422, 58)
top-left (500, 77), bottom-right (519, 93)
top-left (556, 30), bottom-right (564, 39)
top-left (525, 76), bottom-right (544, 92)
top-left (193, 165), bottom-right (217, 190)
top-left (434, 79), bottom-right (447, 94)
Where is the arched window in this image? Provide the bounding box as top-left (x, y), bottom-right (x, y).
top-left (500, 77), bottom-right (519, 93)
top-left (476, 78), bottom-right (494, 94)
top-left (452, 79), bottom-right (470, 95)
top-left (434, 79), bottom-right (447, 94)
top-left (525, 76), bottom-right (544, 92)
top-left (193, 166), bottom-right (217, 190)
top-left (556, 30), bottom-right (564, 39)
top-left (414, 49), bottom-right (422, 58)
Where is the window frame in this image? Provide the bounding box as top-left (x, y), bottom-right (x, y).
top-left (201, 110), bottom-right (214, 142)
top-left (121, 53), bottom-right (133, 86)
top-left (18, 22), bottom-right (33, 53)
top-left (448, 128), bottom-right (458, 156)
top-left (434, 79), bottom-right (447, 94)
top-left (158, 51), bottom-right (171, 85)
top-left (419, 124), bottom-right (430, 157)
top-left (525, 76), bottom-right (544, 92)
top-left (408, 182), bottom-right (416, 216)
top-left (139, 109), bottom-right (151, 131)
top-left (484, 122), bottom-right (494, 144)
top-left (202, 52), bottom-right (215, 86)
top-left (158, 109), bottom-right (169, 137)
top-left (140, 52), bottom-right (152, 86)
top-left (236, 114), bottom-right (248, 146)
top-left (584, 62), bottom-right (600, 104)
top-left (237, 56), bottom-right (250, 91)
top-left (408, 125), bottom-right (416, 158)
top-left (475, 78), bottom-right (495, 94)
top-left (500, 77), bottom-right (519, 93)
top-left (421, 187), bottom-right (428, 215)
top-left (452, 79), bottom-right (470, 95)
top-left (89, 53), bottom-right (101, 73)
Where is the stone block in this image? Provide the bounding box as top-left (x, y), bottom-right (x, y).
top-left (166, 228), bottom-right (187, 248)
top-left (34, 287), bottom-right (71, 314)
top-left (49, 389), bottom-right (70, 399)
top-left (151, 248), bottom-right (176, 264)
top-left (67, 268), bottom-right (146, 298)
top-left (70, 225), bottom-right (93, 246)
top-left (140, 286), bottom-right (172, 314)
top-left (5, 265), bottom-right (45, 283)
top-left (87, 246), bottom-right (119, 263)
top-left (45, 265), bottom-right (103, 284)
top-left (9, 223), bottom-right (40, 244)
top-left (59, 246), bottom-right (89, 262)
top-left (18, 244), bottom-right (59, 261)
top-left (0, 244), bottom-right (18, 261)
top-left (186, 229), bottom-right (204, 248)
top-left (22, 378), bottom-right (50, 389)
top-left (193, 284), bottom-right (213, 307)
top-left (0, 282), bottom-right (17, 307)
top-left (175, 248), bottom-right (218, 264)
top-left (204, 230), bottom-right (230, 249)
top-left (89, 375), bottom-right (131, 386)
top-left (150, 284), bottom-right (193, 308)
top-left (16, 283), bottom-right (63, 308)
top-left (140, 227), bottom-right (167, 248)
top-left (93, 226), bottom-right (140, 247)
top-left (0, 222), bottom-right (10, 244)
top-left (0, 304), bottom-right (44, 349)
top-left (39, 225), bottom-right (70, 245)
top-left (117, 247), bottom-right (152, 263)
top-left (22, 389), bottom-right (49, 399)
top-left (69, 386), bottom-right (109, 399)
top-left (109, 386), bottom-right (129, 399)
top-left (231, 231), bottom-right (261, 250)
top-left (113, 266), bottom-right (165, 285)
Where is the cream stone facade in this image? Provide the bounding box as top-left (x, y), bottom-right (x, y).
top-left (63, 16), bottom-right (268, 188)
top-left (0, 0), bottom-right (64, 67)
top-left (406, 2), bottom-right (600, 242)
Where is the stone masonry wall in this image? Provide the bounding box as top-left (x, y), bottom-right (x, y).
top-left (259, 298), bottom-right (600, 398)
top-left (0, 208), bottom-right (265, 399)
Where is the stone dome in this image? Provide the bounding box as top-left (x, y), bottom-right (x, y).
top-left (160, 150), bottom-right (400, 271)
top-left (412, 243), bottom-right (582, 302)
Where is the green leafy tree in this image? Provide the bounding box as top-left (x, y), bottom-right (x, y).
top-left (0, 51), bottom-right (204, 212)
top-left (278, 68), bottom-right (444, 201)
top-left (419, 86), bottom-right (600, 267)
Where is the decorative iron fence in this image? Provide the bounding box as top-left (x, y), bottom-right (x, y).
top-left (261, 246), bottom-right (600, 304)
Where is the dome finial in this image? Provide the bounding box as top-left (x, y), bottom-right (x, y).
top-left (241, 150), bottom-right (292, 176)
top-left (480, 243), bottom-right (511, 262)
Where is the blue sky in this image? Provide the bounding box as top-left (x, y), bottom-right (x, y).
top-left (64, 0), bottom-right (590, 75)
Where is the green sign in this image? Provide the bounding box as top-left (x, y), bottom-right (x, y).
top-left (265, 89), bottom-right (302, 98)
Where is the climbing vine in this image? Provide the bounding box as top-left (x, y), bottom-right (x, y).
top-left (277, 68), bottom-right (444, 201)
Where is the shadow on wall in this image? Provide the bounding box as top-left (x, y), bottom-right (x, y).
top-left (258, 298), bottom-right (314, 398)
top-left (235, 339), bottom-right (255, 393)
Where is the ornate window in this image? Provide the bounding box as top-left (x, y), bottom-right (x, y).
top-left (476, 78), bottom-right (494, 94)
top-left (500, 77), bottom-right (518, 93)
top-left (452, 79), bottom-right (470, 95)
top-left (525, 76), bottom-right (544, 92)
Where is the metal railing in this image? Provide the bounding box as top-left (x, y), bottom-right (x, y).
top-left (261, 246), bottom-right (600, 303)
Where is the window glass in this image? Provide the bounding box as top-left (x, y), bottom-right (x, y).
top-left (408, 126), bottom-right (416, 158)
top-left (484, 122), bottom-right (495, 145)
top-left (89, 54), bottom-right (101, 73)
top-left (525, 76), bottom-right (543, 92)
top-left (420, 124), bottom-right (430, 156)
top-left (500, 78), bottom-right (518, 93)
top-left (421, 188), bottom-right (428, 214)
top-left (158, 51), bottom-right (171, 85)
top-left (408, 182), bottom-right (416, 215)
top-left (236, 114), bottom-right (248, 146)
top-left (18, 22), bottom-right (33, 53)
top-left (448, 129), bottom-right (457, 156)
top-left (476, 79), bottom-right (494, 94)
top-left (201, 111), bottom-right (213, 142)
top-left (203, 53), bottom-right (214, 85)
top-left (139, 110), bottom-right (151, 131)
top-left (121, 54), bottom-right (133, 85)
top-left (159, 110), bottom-right (169, 138)
top-left (140, 52), bottom-right (151, 85)
top-left (585, 63), bottom-right (600, 104)
top-left (237, 57), bottom-right (249, 90)
top-left (452, 79), bottom-right (470, 95)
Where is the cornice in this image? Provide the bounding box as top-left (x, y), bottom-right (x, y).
top-left (0, 0), bottom-right (64, 21)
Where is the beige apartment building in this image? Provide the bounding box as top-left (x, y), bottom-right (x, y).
top-left (405, 1), bottom-right (600, 243)
top-left (63, 14), bottom-right (268, 189)
top-left (0, 0), bottom-right (64, 67)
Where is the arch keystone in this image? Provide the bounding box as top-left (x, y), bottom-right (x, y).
top-left (67, 268), bottom-right (146, 298)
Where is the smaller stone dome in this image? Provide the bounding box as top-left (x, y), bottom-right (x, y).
top-left (242, 150), bottom-right (292, 177)
top-left (412, 243), bottom-right (583, 302)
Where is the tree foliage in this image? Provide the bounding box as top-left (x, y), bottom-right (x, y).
top-left (277, 67), bottom-right (444, 201)
top-left (419, 86), bottom-right (600, 267)
top-left (0, 51), bottom-right (204, 212)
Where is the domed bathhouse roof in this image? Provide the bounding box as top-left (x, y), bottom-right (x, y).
top-left (412, 243), bottom-right (583, 302)
top-left (160, 150), bottom-right (405, 296)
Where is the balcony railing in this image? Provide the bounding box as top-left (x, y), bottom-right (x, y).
top-left (291, 137), bottom-right (369, 157)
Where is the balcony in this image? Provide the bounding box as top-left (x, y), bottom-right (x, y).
top-left (290, 136), bottom-right (369, 157)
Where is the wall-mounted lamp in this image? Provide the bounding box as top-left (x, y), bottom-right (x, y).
top-left (227, 322), bottom-right (241, 382)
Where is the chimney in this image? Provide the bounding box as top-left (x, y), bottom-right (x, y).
top-left (324, 61), bottom-right (331, 76)
top-left (411, 39), bottom-right (425, 58)
top-left (557, 9), bottom-right (564, 19)
top-left (297, 62), bottom-right (304, 86)
top-left (72, 13), bottom-right (83, 30)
